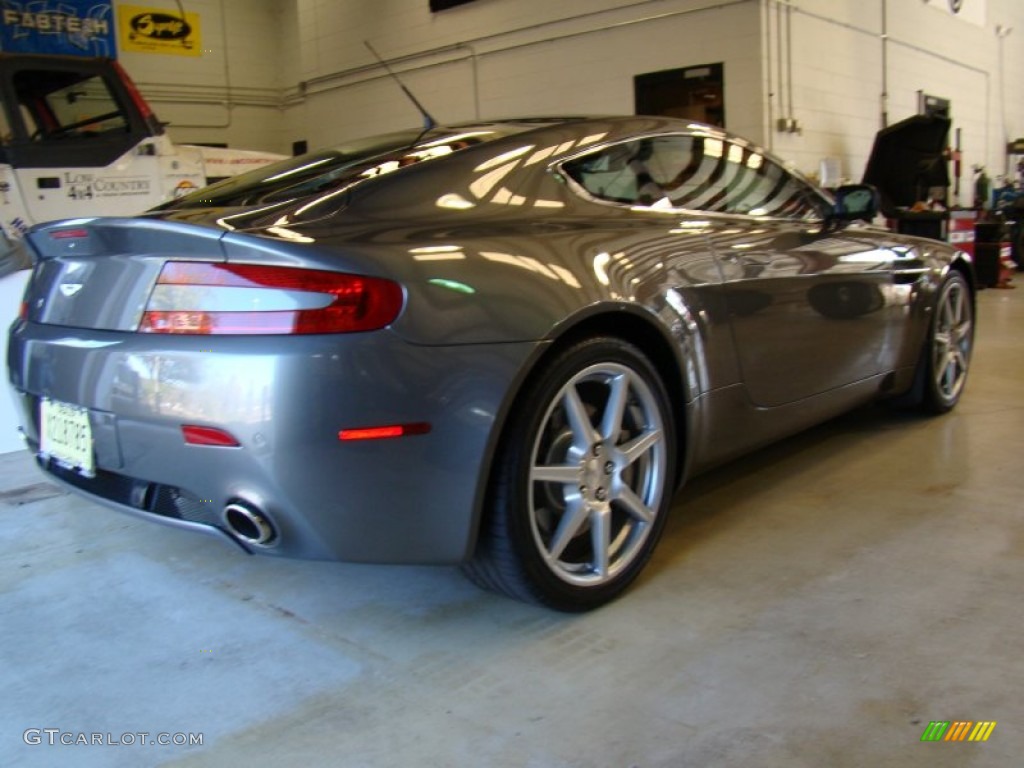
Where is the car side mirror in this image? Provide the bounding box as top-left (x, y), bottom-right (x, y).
top-left (831, 184), bottom-right (880, 222)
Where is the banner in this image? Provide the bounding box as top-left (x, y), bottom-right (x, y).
top-left (923, 0), bottom-right (986, 27)
top-left (118, 4), bottom-right (200, 56)
top-left (0, 1), bottom-right (116, 57)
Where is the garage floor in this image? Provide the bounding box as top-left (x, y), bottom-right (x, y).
top-left (1, 286), bottom-right (1021, 768)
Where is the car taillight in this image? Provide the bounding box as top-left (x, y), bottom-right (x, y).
top-left (138, 262), bottom-right (403, 335)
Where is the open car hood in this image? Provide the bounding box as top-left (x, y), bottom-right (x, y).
top-left (862, 114), bottom-right (951, 216)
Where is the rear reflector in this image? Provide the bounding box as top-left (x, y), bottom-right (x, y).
top-left (338, 423), bottom-right (431, 441)
top-left (182, 425), bottom-right (241, 447)
top-left (139, 262), bottom-right (403, 335)
top-left (50, 228), bottom-right (89, 240)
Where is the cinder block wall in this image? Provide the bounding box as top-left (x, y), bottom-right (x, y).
top-left (282, 0), bottom-right (763, 153)
top-left (120, 0), bottom-right (1024, 187)
top-left (116, 0), bottom-right (289, 153)
top-left (770, 0), bottom-right (1020, 195)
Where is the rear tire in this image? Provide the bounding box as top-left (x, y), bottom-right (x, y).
top-left (463, 337), bottom-right (676, 611)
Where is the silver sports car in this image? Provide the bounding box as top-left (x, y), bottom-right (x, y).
top-left (7, 116), bottom-right (974, 611)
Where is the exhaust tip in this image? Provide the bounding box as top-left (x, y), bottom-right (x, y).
top-left (222, 502), bottom-right (276, 547)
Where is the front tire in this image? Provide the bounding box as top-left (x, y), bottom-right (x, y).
top-left (464, 337), bottom-right (676, 611)
top-left (922, 271), bottom-right (974, 413)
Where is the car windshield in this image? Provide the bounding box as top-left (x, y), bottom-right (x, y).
top-left (159, 128), bottom-right (496, 213)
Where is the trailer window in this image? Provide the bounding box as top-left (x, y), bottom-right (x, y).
top-left (12, 70), bottom-right (128, 141)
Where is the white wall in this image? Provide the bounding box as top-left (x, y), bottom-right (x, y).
top-left (768, 0), bottom-right (1024, 193)
top-left (99, 0), bottom-right (1024, 182)
top-left (277, 0), bottom-right (1024, 187)
top-left (283, 0), bottom-right (765, 151)
top-left (107, 0), bottom-right (1024, 185)
top-left (116, 0), bottom-right (288, 153)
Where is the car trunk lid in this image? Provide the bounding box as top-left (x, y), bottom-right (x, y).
top-left (22, 217), bottom-right (227, 332)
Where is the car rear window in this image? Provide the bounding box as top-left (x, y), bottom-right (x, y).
top-left (159, 128), bottom-right (496, 213)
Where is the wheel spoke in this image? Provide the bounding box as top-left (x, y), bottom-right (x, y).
top-left (619, 427), bottom-right (663, 467)
top-left (563, 384), bottom-right (599, 448)
top-left (942, 293), bottom-right (958, 326)
top-left (934, 292), bottom-right (970, 395)
top-left (547, 499), bottom-right (590, 561)
top-left (951, 347), bottom-right (967, 370)
top-left (600, 373), bottom-right (629, 441)
top-left (617, 485), bottom-right (655, 524)
top-left (942, 359), bottom-right (956, 392)
top-left (950, 288), bottom-right (965, 323)
top-left (590, 507), bottom-right (611, 578)
top-left (531, 464), bottom-right (580, 484)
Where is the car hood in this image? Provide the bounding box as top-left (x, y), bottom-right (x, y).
top-left (862, 114), bottom-right (950, 216)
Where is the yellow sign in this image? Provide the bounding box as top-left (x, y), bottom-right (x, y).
top-left (118, 5), bottom-right (201, 56)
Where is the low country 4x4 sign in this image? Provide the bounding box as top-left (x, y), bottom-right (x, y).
top-left (0, 1), bottom-right (116, 57)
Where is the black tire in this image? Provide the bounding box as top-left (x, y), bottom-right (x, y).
top-left (920, 271), bottom-right (974, 413)
top-left (463, 337), bottom-right (677, 611)
top-left (891, 271), bottom-right (974, 413)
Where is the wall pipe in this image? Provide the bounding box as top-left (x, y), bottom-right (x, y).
top-left (462, 42), bottom-right (481, 121)
top-left (776, 0), bottom-right (784, 125)
top-left (997, 24), bottom-right (1012, 175)
top-left (764, 0), bottom-right (774, 149)
top-left (880, 0), bottom-right (888, 128)
top-left (785, 0), bottom-right (793, 125)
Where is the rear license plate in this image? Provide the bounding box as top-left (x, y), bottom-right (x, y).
top-left (40, 398), bottom-right (95, 477)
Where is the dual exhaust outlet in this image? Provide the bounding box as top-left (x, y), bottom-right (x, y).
top-left (222, 502), bottom-right (276, 547)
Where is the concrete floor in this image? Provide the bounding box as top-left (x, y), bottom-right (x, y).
top-left (1, 287), bottom-right (1021, 768)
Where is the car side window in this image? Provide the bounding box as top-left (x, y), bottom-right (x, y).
top-left (559, 140), bottom-right (658, 204)
top-left (563, 135), bottom-right (826, 220)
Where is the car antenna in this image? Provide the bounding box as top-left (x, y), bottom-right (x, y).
top-left (364, 41), bottom-right (437, 131)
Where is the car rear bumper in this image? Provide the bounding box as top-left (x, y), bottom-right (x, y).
top-left (7, 320), bottom-right (540, 564)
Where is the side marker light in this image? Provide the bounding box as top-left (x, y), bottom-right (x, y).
top-left (338, 423), bottom-right (432, 441)
top-left (182, 425), bottom-right (241, 447)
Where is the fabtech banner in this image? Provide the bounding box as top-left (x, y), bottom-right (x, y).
top-left (118, 4), bottom-right (200, 56)
top-left (0, 1), bottom-right (116, 56)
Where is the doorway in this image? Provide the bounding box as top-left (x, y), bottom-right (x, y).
top-left (634, 63), bottom-right (724, 126)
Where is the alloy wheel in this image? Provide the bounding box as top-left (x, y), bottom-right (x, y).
top-left (931, 276), bottom-right (973, 403)
top-left (527, 362), bottom-right (668, 586)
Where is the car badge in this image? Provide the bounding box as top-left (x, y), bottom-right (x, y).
top-left (59, 283), bottom-right (84, 297)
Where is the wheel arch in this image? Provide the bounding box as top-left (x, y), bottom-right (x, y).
top-left (464, 303), bottom-right (694, 560)
top-left (947, 252), bottom-right (977, 304)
